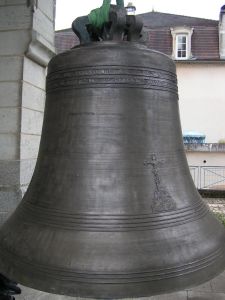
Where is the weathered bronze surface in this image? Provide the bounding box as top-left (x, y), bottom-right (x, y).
top-left (0, 41), bottom-right (225, 298)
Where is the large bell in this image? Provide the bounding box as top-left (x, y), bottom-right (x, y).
top-left (1, 14), bottom-right (225, 299)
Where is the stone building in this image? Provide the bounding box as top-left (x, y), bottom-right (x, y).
top-left (0, 0), bottom-right (55, 225)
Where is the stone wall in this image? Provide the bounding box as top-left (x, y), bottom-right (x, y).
top-left (20, 57), bottom-right (46, 196)
top-left (0, 0), bottom-right (55, 224)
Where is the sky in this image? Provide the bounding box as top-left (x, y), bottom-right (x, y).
top-left (55, 0), bottom-right (225, 30)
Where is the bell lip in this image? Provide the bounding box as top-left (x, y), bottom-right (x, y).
top-left (0, 235), bottom-right (225, 299)
top-left (1, 260), bottom-right (225, 299)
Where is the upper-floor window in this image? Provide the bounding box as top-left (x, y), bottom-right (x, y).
top-left (176, 34), bottom-right (188, 59)
top-left (171, 27), bottom-right (193, 60)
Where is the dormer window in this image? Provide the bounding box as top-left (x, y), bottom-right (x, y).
top-left (171, 27), bottom-right (194, 60)
top-left (176, 34), bottom-right (187, 59)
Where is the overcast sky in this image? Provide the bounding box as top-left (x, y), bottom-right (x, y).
top-left (55, 0), bottom-right (225, 30)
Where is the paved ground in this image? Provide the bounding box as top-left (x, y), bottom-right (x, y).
top-left (16, 198), bottom-right (225, 300)
top-left (207, 198), bottom-right (225, 214)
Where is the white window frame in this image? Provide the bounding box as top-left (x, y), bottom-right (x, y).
top-left (176, 34), bottom-right (188, 59)
top-left (171, 27), bottom-right (194, 60)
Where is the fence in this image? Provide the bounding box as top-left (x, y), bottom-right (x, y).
top-left (189, 166), bottom-right (225, 190)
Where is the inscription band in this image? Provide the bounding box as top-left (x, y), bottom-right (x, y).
top-left (47, 66), bottom-right (178, 94)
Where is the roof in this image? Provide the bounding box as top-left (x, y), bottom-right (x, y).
top-left (141, 12), bottom-right (220, 60)
top-left (139, 11), bottom-right (218, 28)
top-left (145, 25), bottom-right (220, 60)
top-left (55, 29), bottom-right (79, 54)
top-left (55, 11), bottom-right (220, 60)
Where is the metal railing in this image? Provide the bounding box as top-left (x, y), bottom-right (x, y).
top-left (189, 166), bottom-right (225, 190)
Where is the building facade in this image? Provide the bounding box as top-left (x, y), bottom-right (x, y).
top-left (0, 0), bottom-right (55, 225)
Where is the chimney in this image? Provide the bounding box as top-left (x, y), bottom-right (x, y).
top-left (219, 5), bottom-right (225, 59)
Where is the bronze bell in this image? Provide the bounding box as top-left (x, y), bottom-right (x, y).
top-left (0, 9), bottom-right (225, 299)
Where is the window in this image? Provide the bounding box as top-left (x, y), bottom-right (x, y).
top-left (171, 27), bottom-right (193, 60)
top-left (176, 34), bottom-right (187, 59)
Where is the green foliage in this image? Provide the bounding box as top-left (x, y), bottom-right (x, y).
top-left (214, 212), bottom-right (225, 226)
top-left (218, 139), bottom-right (225, 144)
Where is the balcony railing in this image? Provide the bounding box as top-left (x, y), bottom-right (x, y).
top-left (189, 166), bottom-right (225, 190)
top-left (184, 143), bottom-right (225, 152)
